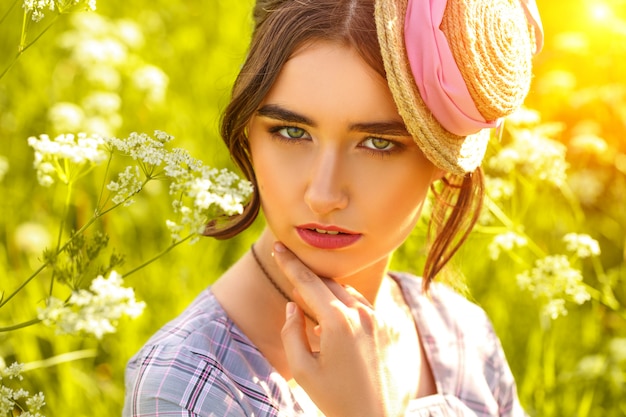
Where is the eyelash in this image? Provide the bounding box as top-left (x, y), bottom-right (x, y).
top-left (267, 125), bottom-right (404, 158)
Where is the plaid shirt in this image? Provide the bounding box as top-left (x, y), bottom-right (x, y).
top-left (123, 272), bottom-right (527, 416)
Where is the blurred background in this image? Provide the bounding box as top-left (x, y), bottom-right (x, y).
top-left (0, 0), bottom-right (624, 415)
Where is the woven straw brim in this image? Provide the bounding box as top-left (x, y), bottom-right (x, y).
top-left (375, 0), bottom-right (534, 175)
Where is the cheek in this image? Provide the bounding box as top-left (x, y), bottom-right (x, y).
top-left (252, 147), bottom-right (302, 205)
top-left (364, 169), bottom-right (432, 231)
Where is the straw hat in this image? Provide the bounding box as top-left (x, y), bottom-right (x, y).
top-left (375, 0), bottom-right (544, 175)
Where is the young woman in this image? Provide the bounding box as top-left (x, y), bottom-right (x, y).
top-left (124, 0), bottom-right (543, 415)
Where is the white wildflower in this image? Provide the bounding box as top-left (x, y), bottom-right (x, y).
top-left (81, 91), bottom-right (121, 116)
top-left (543, 299), bottom-right (567, 320)
top-left (1, 362), bottom-right (24, 380)
top-left (23, 0), bottom-right (96, 22)
top-left (165, 219), bottom-right (185, 242)
top-left (517, 255), bottom-right (591, 319)
top-left (506, 107), bottom-right (541, 127)
top-left (569, 134), bottom-right (608, 157)
top-left (163, 147), bottom-right (203, 178)
top-left (48, 102), bottom-right (85, 133)
top-left (23, 0), bottom-right (54, 22)
top-left (28, 133), bottom-right (108, 186)
top-left (1, 361), bottom-right (46, 416)
top-left (485, 176), bottom-right (515, 201)
top-left (488, 148), bottom-right (519, 174)
top-left (14, 222), bottom-right (52, 256)
top-left (488, 231), bottom-right (528, 260)
top-left (167, 166), bottom-right (252, 242)
top-left (26, 392), bottom-right (46, 412)
top-left (132, 65), bottom-right (169, 104)
top-left (74, 38), bottom-right (127, 66)
top-left (106, 131), bottom-right (252, 240)
top-left (116, 20), bottom-right (144, 49)
top-left (568, 169), bottom-right (606, 206)
top-left (85, 66), bottom-right (121, 90)
top-left (563, 233), bottom-right (601, 258)
top-left (84, 115), bottom-right (119, 137)
top-left (37, 270), bottom-right (145, 339)
top-left (106, 131), bottom-right (171, 166)
top-left (107, 165), bottom-right (143, 206)
top-left (488, 129), bottom-right (569, 187)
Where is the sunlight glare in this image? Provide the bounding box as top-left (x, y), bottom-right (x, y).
top-left (590, 2), bottom-right (612, 22)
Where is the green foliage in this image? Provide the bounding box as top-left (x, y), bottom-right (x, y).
top-left (1, 0), bottom-right (625, 416)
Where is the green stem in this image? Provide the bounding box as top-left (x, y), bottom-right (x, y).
top-left (0, 175), bottom-right (152, 309)
top-left (0, 0), bottom-right (19, 26)
top-left (0, 263), bottom-right (48, 309)
top-left (1, 199), bottom-right (114, 310)
top-left (542, 320), bottom-right (556, 416)
top-left (22, 349), bottom-right (98, 371)
top-left (56, 182), bottom-right (74, 251)
top-left (19, 7), bottom-right (31, 52)
top-left (96, 153), bottom-right (114, 210)
top-left (591, 256), bottom-right (621, 311)
top-left (483, 196), bottom-right (547, 258)
top-left (559, 182), bottom-right (586, 225)
top-left (122, 234), bottom-right (195, 278)
top-left (0, 14), bottom-right (59, 80)
top-left (0, 318), bottom-right (42, 332)
top-left (49, 181), bottom-right (74, 295)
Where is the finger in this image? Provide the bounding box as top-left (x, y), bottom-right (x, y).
top-left (342, 284), bottom-right (374, 309)
top-left (273, 242), bottom-right (340, 320)
top-left (319, 279), bottom-right (374, 311)
top-left (281, 302), bottom-right (316, 375)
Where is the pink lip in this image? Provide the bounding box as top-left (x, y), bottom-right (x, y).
top-left (296, 224), bottom-right (362, 250)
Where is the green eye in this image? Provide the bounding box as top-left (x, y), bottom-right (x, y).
top-left (363, 137), bottom-right (394, 151)
top-left (281, 127), bottom-right (306, 139)
top-left (371, 138), bottom-right (391, 149)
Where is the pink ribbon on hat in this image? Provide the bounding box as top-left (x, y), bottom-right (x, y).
top-left (404, 0), bottom-right (544, 136)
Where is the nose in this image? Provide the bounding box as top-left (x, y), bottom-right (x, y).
top-left (304, 148), bottom-right (349, 215)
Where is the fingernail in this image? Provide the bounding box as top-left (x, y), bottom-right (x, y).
top-left (273, 242), bottom-right (286, 253)
top-left (286, 301), bottom-right (296, 317)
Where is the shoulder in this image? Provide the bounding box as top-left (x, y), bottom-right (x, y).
top-left (127, 288), bottom-right (254, 367)
top-left (392, 272), bottom-right (525, 416)
top-left (124, 288), bottom-right (270, 416)
top-left (391, 272), bottom-right (491, 332)
top-left (392, 271), bottom-right (503, 361)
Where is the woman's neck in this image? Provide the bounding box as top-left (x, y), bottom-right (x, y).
top-left (251, 228), bottom-right (391, 307)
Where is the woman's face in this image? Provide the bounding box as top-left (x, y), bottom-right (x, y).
top-left (248, 41), bottom-right (440, 281)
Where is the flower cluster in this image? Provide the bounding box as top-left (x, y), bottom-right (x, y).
top-left (563, 233), bottom-right (601, 258)
top-left (27, 133), bottom-right (108, 186)
top-left (22, 0), bottom-right (55, 22)
top-left (106, 131), bottom-right (253, 242)
top-left (23, 0), bottom-right (96, 22)
top-left (167, 167), bottom-right (254, 242)
top-left (49, 12), bottom-right (168, 136)
top-left (488, 128), bottom-right (569, 188)
top-left (0, 361), bottom-right (45, 417)
top-left (517, 255), bottom-right (591, 319)
top-left (488, 231), bottom-right (528, 260)
top-left (37, 271), bottom-right (145, 339)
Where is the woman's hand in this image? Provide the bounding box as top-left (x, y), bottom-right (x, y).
top-left (273, 242), bottom-right (408, 417)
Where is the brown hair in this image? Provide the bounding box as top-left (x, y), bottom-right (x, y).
top-left (208, 0), bottom-right (484, 289)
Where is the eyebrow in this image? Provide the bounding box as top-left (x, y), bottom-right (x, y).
top-left (257, 105), bottom-right (314, 126)
top-left (256, 104), bottom-right (411, 137)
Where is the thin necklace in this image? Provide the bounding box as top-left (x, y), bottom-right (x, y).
top-left (250, 244), bottom-right (317, 323)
